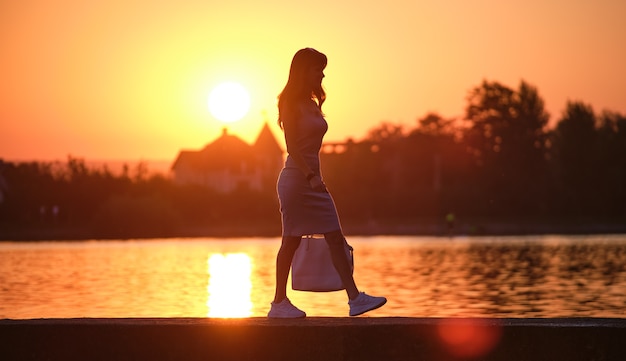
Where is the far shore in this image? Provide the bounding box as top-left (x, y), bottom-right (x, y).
top-left (1, 218), bottom-right (625, 241)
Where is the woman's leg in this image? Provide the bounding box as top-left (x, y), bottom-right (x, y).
top-left (324, 230), bottom-right (360, 300)
top-left (273, 235), bottom-right (302, 303)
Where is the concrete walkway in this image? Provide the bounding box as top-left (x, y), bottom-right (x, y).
top-left (1, 317), bottom-right (625, 361)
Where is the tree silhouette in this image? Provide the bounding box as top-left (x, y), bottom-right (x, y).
top-left (405, 113), bottom-right (467, 217)
top-left (596, 111), bottom-right (626, 215)
top-left (463, 80), bottom-right (550, 215)
top-left (551, 101), bottom-right (598, 215)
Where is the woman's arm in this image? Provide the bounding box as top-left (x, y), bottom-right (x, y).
top-left (283, 109), bottom-right (314, 177)
top-left (282, 106), bottom-right (327, 192)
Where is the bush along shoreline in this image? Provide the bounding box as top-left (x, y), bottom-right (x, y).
top-left (2, 217), bottom-right (625, 241)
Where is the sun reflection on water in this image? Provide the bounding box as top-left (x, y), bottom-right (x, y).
top-left (207, 253), bottom-right (252, 318)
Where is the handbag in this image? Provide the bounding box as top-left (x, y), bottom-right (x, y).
top-left (291, 235), bottom-right (354, 292)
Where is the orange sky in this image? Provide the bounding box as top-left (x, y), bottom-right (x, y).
top-left (1, 0), bottom-right (625, 162)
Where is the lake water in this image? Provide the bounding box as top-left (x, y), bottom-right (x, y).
top-left (1, 235), bottom-right (625, 319)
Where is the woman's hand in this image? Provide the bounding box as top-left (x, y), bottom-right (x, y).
top-left (308, 175), bottom-right (328, 193)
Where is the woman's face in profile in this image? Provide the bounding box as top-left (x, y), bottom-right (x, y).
top-left (306, 65), bottom-right (325, 89)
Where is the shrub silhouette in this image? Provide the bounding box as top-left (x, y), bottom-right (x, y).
top-left (91, 194), bottom-right (182, 238)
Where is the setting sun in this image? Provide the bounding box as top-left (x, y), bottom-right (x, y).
top-left (1, 1), bottom-right (625, 161)
top-left (207, 81), bottom-right (251, 123)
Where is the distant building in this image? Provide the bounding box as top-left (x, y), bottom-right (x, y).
top-left (171, 123), bottom-right (284, 193)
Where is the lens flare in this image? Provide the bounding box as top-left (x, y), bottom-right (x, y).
top-left (436, 319), bottom-right (502, 358)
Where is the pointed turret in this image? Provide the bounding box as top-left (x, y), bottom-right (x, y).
top-left (253, 122), bottom-right (283, 155)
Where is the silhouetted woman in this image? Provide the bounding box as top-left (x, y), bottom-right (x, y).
top-left (268, 48), bottom-right (387, 318)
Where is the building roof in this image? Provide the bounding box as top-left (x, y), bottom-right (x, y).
top-left (172, 124), bottom-right (283, 172)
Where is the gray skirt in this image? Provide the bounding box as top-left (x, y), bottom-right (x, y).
top-left (277, 168), bottom-right (342, 237)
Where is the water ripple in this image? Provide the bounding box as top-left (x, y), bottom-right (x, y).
top-left (1, 235), bottom-right (625, 318)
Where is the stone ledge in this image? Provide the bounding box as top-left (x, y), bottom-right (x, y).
top-left (1, 317), bottom-right (625, 361)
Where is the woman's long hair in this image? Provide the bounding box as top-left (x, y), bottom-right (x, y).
top-left (277, 48), bottom-right (327, 129)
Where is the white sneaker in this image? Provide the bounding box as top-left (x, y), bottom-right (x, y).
top-left (268, 298), bottom-right (306, 318)
top-left (349, 292), bottom-right (387, 316)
